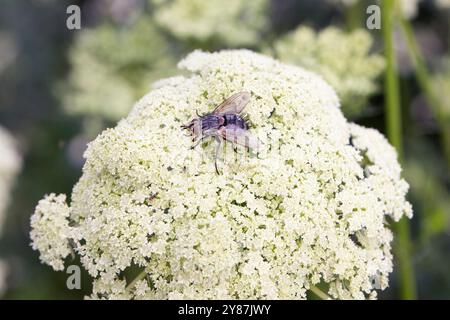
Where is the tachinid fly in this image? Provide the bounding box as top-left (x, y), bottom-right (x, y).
top-left (181, 91), bottom-right (262, 174)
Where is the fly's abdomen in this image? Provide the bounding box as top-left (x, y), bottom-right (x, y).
top-left (223, 114), bottom-right (248, 130)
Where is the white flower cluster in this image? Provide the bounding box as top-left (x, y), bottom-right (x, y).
top-left (271, 26), bottom-right (385, 117)
top-left (152, 0), bottom-right (268, 47)
top-left (0, 126), bottom-right (21, 234)
top-left (436, 0), bottom-right (450, 9)
top-left (30, 50), bottom-right (412, 299)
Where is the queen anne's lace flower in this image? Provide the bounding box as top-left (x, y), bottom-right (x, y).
top-left (30, 194), bottom-right (72, 271)
top-left (271, 27), bottom-right (385, 117)
top-left (30, 50), bottom-right (412, 299)
top-left (152, 0), bottom-right (268, 47)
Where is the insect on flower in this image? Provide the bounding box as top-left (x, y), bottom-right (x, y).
top-left (181, 91), bottom-right (262, 174)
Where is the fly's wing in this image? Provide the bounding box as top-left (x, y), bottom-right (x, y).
top-left (218, 125), bottom-right (262, 153)
top-left (212, 91), bottom-right (251, 115)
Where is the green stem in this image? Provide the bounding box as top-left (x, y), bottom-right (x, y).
top-left (310, 285), bottom-right (331, 300)
top-left (381, 0), bottom-right (417, 300)
top-left (399, 15), bottom-right (450, 169)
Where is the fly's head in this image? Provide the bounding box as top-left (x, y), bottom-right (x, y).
top-left (181, 117), bottom-right (203, 141)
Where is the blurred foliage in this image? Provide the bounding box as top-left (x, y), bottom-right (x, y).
top-left (61, 0), bottom-right (272, 135)
top-left (270, 26), bottom-right (385, 117)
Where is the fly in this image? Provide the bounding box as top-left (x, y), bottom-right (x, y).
top-left (181, 91), bottom-right (262, 174)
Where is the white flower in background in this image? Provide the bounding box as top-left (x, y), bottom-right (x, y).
top-left (152, 0), bottom-right (268, 47)
top-left (432, 57), bottom-right (450, 118)
top-left (399, 0), bottom-right (422, 19)
top-left (30, 194), bottom-right (72, 271)
top-left (30, 50), bottom-right (412, 299)
top-left (328, 0), bottom-right (422, 19)
top-left (0, 126), bottom-right (21, 234)
top-left (0, 126), bottom-right (21, 297)
top-left (61, 18), bottom-right (176, 123)
top-left (271, 26), bottom-right (385, 117)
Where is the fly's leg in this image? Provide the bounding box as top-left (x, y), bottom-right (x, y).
top-left (214, 136), bottom-right (222, 174)
top-left (191, 135), bottom-right (208, 149)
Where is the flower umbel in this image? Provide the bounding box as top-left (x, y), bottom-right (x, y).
top-left (30, 50), bottom-right (412, 299)
top-left (30, 194), bottom-right (72, 271)
top-left (271, 26), bottom-right (385, 117)
top-left (152, 0), bottom-right (268, 47)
